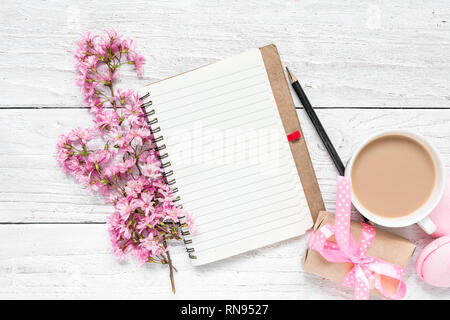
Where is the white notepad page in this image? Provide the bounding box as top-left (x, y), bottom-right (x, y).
top-left (141, 49), bottom-right (312, 265)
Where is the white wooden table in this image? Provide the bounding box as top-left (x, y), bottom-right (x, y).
top-left (1, 0), bottom-right (449, 300)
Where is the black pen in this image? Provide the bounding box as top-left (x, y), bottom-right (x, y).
top-left (286, 67), bottom-right (346, 176)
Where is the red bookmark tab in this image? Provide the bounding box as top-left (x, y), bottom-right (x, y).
top-left (287, 130), bottom-right (301, 142)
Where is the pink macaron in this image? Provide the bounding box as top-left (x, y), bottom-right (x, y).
top-left (416, 236), bottom-right (450, 287)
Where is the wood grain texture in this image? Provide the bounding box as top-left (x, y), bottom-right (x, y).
top-left (1, 107), bottom-right (450, 299)
top-left (2, 108), bottom-right (450, 224)
top-left (1, 0), bottom-right (450, 108)
top-left (0, 224), bottom-right (448, 300)
top-left (0, 0), bottom-right (449, 300)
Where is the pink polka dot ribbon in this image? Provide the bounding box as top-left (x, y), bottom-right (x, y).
top-left (308, 176), bottom-right (407, 300)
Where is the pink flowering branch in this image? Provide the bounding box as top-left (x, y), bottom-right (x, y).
top-left (56, 31), bottom-right (194, 293)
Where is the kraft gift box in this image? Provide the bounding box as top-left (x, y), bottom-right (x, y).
top-left (303, 211), bottom-right (416, 298)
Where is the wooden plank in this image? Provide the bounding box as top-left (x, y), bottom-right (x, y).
top-left (1, 108), bottom-right (450, 223)
top-left (0, 0), bottom-right (449, 108)
top-left (0, 109), bottom-right (111, 222)
top-left (0, 223), bottom-right (448, 299)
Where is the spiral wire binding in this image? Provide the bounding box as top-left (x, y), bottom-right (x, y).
top-left (140, 92), bottom-right (197, 259)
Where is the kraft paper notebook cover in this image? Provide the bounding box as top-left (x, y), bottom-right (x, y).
top-left (139, 44), bottom-right (325, 265)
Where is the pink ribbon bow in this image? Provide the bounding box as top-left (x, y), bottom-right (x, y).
top-left (308, 176), bottom-right (407, 300)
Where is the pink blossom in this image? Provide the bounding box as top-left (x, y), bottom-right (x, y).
top-left (57, 31), bottom-right (194, 291)
top-left (103, 164), bottom-right (121, 178)
top-left (115, 89), bottom-right (134, 105)
top-left (109, 127), bottom-right (129, 149)
top-left (98, 69), bottom-right (119, 84)
top-left (183, 211), bottom-right (196, 234)
top-left (141, 161), bottom-right (161, 180)
top-left (116, 197), bottom-right (137, 221)
top-left (87, 150), bottom-right (112, 164)
top-left (139, 234), bottom-right (161, 255)
top-left (106, 30), bottom-right (122, 44)
top-left (89, 97), bottom-right (105, 115)
top-left (125, 175), bottom-right (148, 197)
top-left (127, 51), bottom-right (146, 76)
top-left (121, 39), bottom-right (135, 53)
top-left (129, 127), bottom-right (151, 145)
top-left (67, 127), bottom-right (96, 144)
top-left (118, 224), bottom-right (132, 240)
top-left (117, 157), bottom-right (136, 174)
top-left (95, 109), bottom-right (120, 129)
top-left (132, 192), bottom-right (155, 215)
top-left (123, 101), bottom-right (144, 125)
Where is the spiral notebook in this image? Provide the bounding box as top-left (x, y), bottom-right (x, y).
top-left (140, 44), bottom-right (324, 265)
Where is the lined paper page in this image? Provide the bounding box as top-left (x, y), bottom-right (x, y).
top-left (141, 49), bottom-right (312, 265)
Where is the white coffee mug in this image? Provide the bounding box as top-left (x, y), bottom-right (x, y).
top-left (345, 130), bottom-right (446, 234)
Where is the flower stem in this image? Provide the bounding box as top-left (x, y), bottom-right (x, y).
top-left (163, 242), bottom-right (176, 294)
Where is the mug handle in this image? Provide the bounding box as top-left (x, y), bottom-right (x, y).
top-left (417, 216), bottom-right (437, 234)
